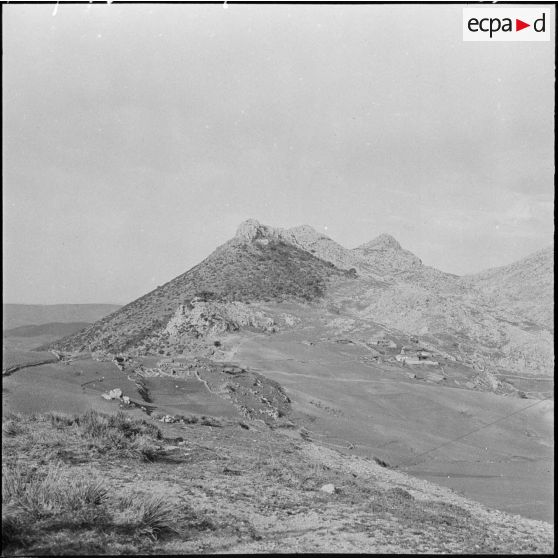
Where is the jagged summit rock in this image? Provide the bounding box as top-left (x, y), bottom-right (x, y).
top-left (356, 233), bottom-right (402, 251)
top-left (233, 220), bottom-right (361, 272)
top-left (234, 220), bottom-right (330, 247)
top-left (235, 219), bottom-right (280, 242)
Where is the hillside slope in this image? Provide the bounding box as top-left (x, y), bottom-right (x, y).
top-left (2, 410), bottom-right (553, 555)
top-left (465, 246), bottom-right (554, 331)
top-left (49, 227), bottom-right (352, 353)
top-left (48, 220), bottom-right (553, 378)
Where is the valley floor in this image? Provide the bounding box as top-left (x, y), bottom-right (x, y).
top-left (232, 330), bottom-right (554, 524)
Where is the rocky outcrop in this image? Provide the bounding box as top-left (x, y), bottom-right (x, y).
top-left (165, 300), bottom-right (276, 340)
top-left (235, 219), bottom-right (367, 273)
top-left (235, 219), bottom-right (282, 243)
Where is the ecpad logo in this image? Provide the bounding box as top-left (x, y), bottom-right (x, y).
top-left (463, 8), bottom-right (551, 41)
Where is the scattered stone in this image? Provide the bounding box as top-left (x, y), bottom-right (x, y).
top-left (320, 483), bottom-right (336, 494)
top-left (101, 388), bottom-right (123, 400)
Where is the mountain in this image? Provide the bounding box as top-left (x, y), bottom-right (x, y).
top-left (49, 222), bottom-right (353, 353)
top-left (9, 219), bottom-right (554, 529)
top-left (2, 304), bottom-right (121, 330)
top-left (353, 233), bottom-right (422, 275)
top-left (465, 246), bottom-right (554, 331)
top-left (48, 219), bottom-right (553, 380)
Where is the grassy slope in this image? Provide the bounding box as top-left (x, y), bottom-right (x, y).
top-left (2, 410), bottom-right (553, 555)
top-left (49, 239), bottom-right (350, 353)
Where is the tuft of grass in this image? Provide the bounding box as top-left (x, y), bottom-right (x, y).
top-left (2, 461), bottom-right (107, 519)
top-left (138, 495), bottom-right (179, 537)
top-left (46, 411), bottom-right (76, 428)
top-left (2, 459), bottom-right (187, 554)
top-left (3, 410), bottom-right (165, 466)
top-left (2, 420), bottom-right (25, 438)
top-left (75, 409), bottom-right (161, 443)
top-left (116, 494), bottom-right (179, 539)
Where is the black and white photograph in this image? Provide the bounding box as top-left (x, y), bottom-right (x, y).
top-left (2, 1), bottom-right (554, 554)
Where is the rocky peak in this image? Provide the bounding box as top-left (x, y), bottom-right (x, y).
top-left (235, 219), bottom-right (279, 242)
top-left (356, 234), bottom-right (402, 252)
top-left (353, 234), bottom-right (422, 274)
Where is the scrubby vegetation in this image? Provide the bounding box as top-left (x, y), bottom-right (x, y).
top-left (2, 460), bottom-right (185, 554)
top-left (2, 410), bottom-right (553, 554)
top-left (1, 411), bottom-right (213, 555)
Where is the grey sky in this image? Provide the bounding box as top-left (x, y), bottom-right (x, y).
top-left (3, 3), bottom-right (554, 304)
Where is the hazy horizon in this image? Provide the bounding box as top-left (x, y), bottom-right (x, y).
top-left (3, 3), bottom-right (554, 304)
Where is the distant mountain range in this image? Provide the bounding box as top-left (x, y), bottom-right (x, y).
top-left (3, 322), bottom-right (92, 339)
top-left (47, 220), bottom-right (553, 378)
top-left (2, 304), bottom-right (121, 331)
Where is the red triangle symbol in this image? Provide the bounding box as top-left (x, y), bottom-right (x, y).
top-left (516, 19), bottom-right (530, 32)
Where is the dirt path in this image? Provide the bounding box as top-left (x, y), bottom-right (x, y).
top-left (193, 369), bottom-right (218, 395)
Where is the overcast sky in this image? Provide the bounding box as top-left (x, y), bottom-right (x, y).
top-left (3, 3), bottom-right (554, 304)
